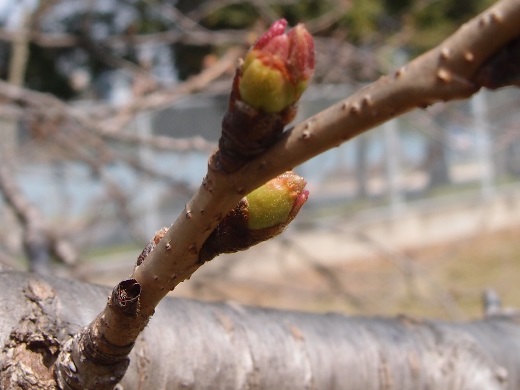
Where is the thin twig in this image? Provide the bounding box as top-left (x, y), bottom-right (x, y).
top-left (0, 162), bottom-right (78, 270)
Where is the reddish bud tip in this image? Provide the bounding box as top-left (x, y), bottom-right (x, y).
top-left (287, 24), bottom-right (315, 86)
top-left (238, 20), bottom-right (315, 113)
top-left (199, 172), bottom-right (309, 263)
top-left (247, 172), bottom-right (308, 230)
top-left (254, 19), bottom-right (288, 50)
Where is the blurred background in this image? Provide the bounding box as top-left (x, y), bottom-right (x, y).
top-left (1, 0), bottom-right (519, 321)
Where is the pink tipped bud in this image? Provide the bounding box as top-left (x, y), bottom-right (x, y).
top-left (254, 19), bottom-right (288, 50)
top-left (238, 20), bottom-right (315, 113)
top-left (199, 172), bottom-right (308, 263)
top-left (246, 172), bottom-right (308, 230)
top-left (287, 24), bottom-right (315, 93)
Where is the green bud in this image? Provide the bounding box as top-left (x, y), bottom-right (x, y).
top-left (199, 172), bottom-right (308, 263)
top-left (239, 54), bottom-right (296, 113)
top-left (247, 172), bottom-right (308, 230)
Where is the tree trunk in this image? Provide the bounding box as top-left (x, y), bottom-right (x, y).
top-left (0, 270), bottom-right (518, 389)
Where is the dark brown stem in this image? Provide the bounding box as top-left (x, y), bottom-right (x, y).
top-left (55, 279), bottom-right (143, 390)
top-left (213, 67), bottom-right (297, 172)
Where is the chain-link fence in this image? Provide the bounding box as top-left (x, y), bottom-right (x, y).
top-left (147, 84), bottom-right (520, 223)
top-left (3, 84), bottom-right (520, 309)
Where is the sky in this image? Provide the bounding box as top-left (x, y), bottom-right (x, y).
top-left (0, 0), bottom-right (178, 102)
top-left (0, 0), bottom-right (38, 29)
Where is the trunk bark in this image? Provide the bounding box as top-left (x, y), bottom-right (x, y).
top-left (0, 270), bottom-right (518, 389)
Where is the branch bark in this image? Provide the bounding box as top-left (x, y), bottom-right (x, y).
top-left (134, 0), bottom-right (520, 324)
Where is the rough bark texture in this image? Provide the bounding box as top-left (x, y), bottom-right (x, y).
top-left (0, 270), bottom-right (518, 389)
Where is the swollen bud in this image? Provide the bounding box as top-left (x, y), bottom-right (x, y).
top-left (215, 20), bottom-right (315, 172)
top-left (247, 172), bottom-right (308, 230)
top-left (199, 172), bottom-right (308, 263)
top-left (239, 20), bottom-right (315, 113)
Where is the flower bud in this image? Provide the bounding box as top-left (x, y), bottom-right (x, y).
top-left (199, 172), bottom-right (308, 263)
top-left (215, 20), bottom-right (315, 173)
top-left (246, 172), bottom-right (308, 230)
top-left (238, 19), bottom-right (315, 113)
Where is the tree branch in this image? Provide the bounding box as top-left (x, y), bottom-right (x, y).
top-left (134, 0), bottom-right (520, 311)
top-left (47, 0), bottom-right (520, 387)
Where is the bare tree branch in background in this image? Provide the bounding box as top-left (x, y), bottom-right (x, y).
top-left (0, 4), bottom-right (242, 276)
top-left (0, 45), bottom-right (240, 147)
top-left (0, 162), bottom-right (78, 271)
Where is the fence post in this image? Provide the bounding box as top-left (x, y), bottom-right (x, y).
top-left (383, 119), bottom-right (405, 215)
top-left (136, 111), bottom-right (160, 235)
top-left (471, 90), bottom-right (495, 199)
